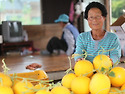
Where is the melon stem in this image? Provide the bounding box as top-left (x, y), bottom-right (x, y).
top-left (98, 46), bottom-right (114, 55)
top-left (65, 56), bottom-right (74, 74)
top-left (2, 59), bottom-right (10, 75)
top-left (11, 74), bottom-right (53, 84)
top-left (0, 78), bottom-right (3, 86)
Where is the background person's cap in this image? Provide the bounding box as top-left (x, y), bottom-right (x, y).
top-left (54, 14), bottom-right (69, 23)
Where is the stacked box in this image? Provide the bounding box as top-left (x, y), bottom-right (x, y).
top-left (110, 14), bottom-right (125, 56)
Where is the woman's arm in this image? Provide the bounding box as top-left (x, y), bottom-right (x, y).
top-left (109, 37), bottom-right (121, 64)
top-left (74, 33), bottom-right (86, 61)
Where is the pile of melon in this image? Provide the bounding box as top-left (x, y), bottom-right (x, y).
top-left (61, 54), bottom-right (125, 94)
top-left (0, 54), bottom-right (125, 94)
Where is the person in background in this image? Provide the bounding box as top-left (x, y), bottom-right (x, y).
top-left (42, 14), bottom-right (79, 56)
top-left (74, 2), bottom-right (121, 64)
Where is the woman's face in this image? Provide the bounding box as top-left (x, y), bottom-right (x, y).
top-left (59, 22), bottom-right (65, 28)
top-left (87, 8), bottom-right (105, 30)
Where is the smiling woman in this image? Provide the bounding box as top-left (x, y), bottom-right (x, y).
top-left (74, 1), bottom-right (121, 64)
top-left (0, 0), bottom-right (41, 25)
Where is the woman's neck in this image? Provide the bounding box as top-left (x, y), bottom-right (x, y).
top-left (91, 30), bottom-right (106, 40)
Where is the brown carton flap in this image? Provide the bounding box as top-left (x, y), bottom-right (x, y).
top-left (111, 14), bottom-right (125, 26)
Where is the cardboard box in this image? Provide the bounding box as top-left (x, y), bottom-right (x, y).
top-left (10, 70), bottom-right (49, 85)
top-left (110, 14), bottom-right (125, 56)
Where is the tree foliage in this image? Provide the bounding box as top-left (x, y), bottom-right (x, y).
top-left (112, 0), bottom-right (125, 18)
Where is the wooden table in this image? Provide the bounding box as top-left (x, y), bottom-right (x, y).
top-left (0, 55), bottom-right (125, 80)
top-left (120, 56), bottom-right (125, 63)
top-left (0, 54), bottom-right (75, 80)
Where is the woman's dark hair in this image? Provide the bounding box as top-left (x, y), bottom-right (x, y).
top-left (84, 2), bottom-right (107, 19)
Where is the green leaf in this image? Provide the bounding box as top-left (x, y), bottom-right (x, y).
top-left (101, 67), bottom-right (105, 72)
top-left (109, 71), bottom-right (115, 77)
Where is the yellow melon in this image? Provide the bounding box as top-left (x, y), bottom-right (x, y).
top-left (0, 72), bottom-right (12, 87)
top-left (61, 73), bottom-right (76, 89)
top-left (108, 67), bottom-right (125, 87)
top-left (89, 73), bottom-right (111, 94)
top-left (13, 80), bottom-right (34, 94)
top-left (51, 86), bottom-right (70, 94)
top-left (0, 86), bottom-right (14, 94)
top-left (36, 90), bottom-right (52, 94)
top-left (71, 76), bottom-right (90, 94)
top-left (121, 83), bottom-right (125, 90)
top-left (93, 54), bottom-right (112, 72)
top-left (74, 60), bottom-right (93, 77)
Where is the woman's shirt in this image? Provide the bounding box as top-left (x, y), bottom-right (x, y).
top-left (74, 31), bottom-right (121, 63)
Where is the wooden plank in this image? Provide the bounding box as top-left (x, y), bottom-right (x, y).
top-left (0, 54), bottom-right (75, 74)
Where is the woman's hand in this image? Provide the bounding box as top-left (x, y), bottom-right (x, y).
top-left (108, 55), bottom-right (113, 65)
top-left (76, 58), bottom-right (84, 62)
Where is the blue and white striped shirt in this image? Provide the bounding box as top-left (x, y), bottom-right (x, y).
top-left (74, 31), bottom-right (121, 63)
